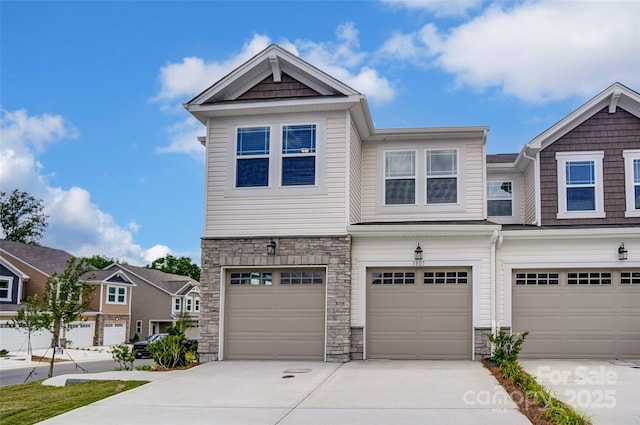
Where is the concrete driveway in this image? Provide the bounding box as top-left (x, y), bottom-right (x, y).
top-left (520, 359), bottom-right (640, 425)
top-left (39, 360), bottom-right (529, 425)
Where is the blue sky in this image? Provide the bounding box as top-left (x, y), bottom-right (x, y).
top-left (1, 0), bottom-right (639, 266)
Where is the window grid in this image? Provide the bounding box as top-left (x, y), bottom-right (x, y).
top-left (281, 124), bottom-right (317, 186)
top-left (424, 271), bottom-right (468, 284)
top-left (136, 320), bottom-right (142, 334)
top-left (230, 272), bottom-right (273, 285)
top-left (236, 126), bottom-right (270, 188)
top-left (567, 272), bottom-right (612, 285)
top-left (194, 298), bottom-right (200, 311)
top-left (107, 286), bottom-right (126, 303)
top-left (426, 150), bottom-right (457, 204)
top-left (0, 278), bottom-right (10, 300)
top-left (384, 151), bottom-right (416, 205)
top-left (621, 271), bottom-right (640, 284)
top-left (280, 271), bottom-right (324, 285)
top-left (487, 181), bottom-right (513, 216)
top-left (515, 272), bottom-right (560, 285)
top-left (372, 271), bottom-right (415, 285)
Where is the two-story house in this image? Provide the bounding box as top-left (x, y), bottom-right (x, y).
top-left (104, 263), bottom-right (201, 340)
top-left (0, 240), bottom-right (136, 350)
top-left (185, 44), bottom-right (639, 363)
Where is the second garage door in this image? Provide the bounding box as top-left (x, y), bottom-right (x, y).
top-left (224, 269), bottom-right (325, 360)
top-left (367, 268), bottom-right (472, 359)
top-left (513, 269), bottom-right (640, 358)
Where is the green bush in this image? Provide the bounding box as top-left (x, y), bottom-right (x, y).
top-left (147, 325), bottom-right (198, 369)
top-left (0, 349), bottom-right (8, 356)
top-left (131, 333), bottom-right (140, 343)
top-left (488, 329), bottom-right (529, 366)
top-left (110, 343), bottom-right (136, 371)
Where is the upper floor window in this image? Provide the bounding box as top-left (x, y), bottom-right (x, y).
top-left (623, 150), bottom-right (640, 217)
top-left (173, 297), bottom-right (182, 312)
top-left (384, 151), bottom-right (416, 205)
top-left (426, 150), bottom-right (457, 204)
top-left (282, 124), bottom-right (316, 186)
top-left (0, 276), bottom-right (12, 301)
top-left (194, 297), bottom-right (200, 312)
top-left (107, 285), bottom-right (126, 304)
top-left (236, 126), bottom-right (270, 188)
top-left (556, 151), bottom-right (605, 219)
top-left (185, 296), bottom-right (193, 312)
top-left (136, 320), bottom-right (142, 334)
top-left (487, 181), bottom-right (513, 216)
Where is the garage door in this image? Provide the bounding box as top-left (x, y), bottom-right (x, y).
top-left (0, 321), bottom-right (52, 351)
top-left (224, 269), bottom-right (325, 360)
top-left (513, 270), bottom-right (640, 358)
top-left (66, 321), bottom-right (94, 347)
top-left (103, 322), bottom-right (126, 346)
top-left (367, 268), bottom-right (472, 359)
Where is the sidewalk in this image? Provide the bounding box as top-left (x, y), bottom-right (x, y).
top-left (0, 346), bottom-right (114, 370)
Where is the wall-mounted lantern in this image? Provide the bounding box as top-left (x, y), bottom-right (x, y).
top-left (267, 240), bottom-right (277, 256)
top-left (618, 242), bottom-right (628, 261)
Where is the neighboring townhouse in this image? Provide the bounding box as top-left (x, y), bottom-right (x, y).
top-left (184, 44), bottom-right (639, 363)
top-left (105, 263), bottom-right (201, 340)
top-left (0, 240), bottom-right (135, 350)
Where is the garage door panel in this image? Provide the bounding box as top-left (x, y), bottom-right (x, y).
top-left (225, 269), bottom-right (325, 360)
top-left (367, 268), bottom-right (471, 359)
top-left (514, 269), bottom-right (640, 358)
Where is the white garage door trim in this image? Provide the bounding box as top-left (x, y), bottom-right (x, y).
top-left (103, 322), bottom-right (126, 346)
top-left (220, 266), bottom-right (327, 361)
top-left (0, 321), bottom-right (52, 351)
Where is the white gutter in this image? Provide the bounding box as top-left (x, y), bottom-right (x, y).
top-left (522, 144), bottom-right (539, 226)
top-left (490, 230), bottom-right (499, 336)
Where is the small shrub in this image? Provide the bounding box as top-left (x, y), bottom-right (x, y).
top-left (135, 364), bottom-right (152, 371)
top-left (488, 329), bottom-right (529, 366)
top-left (0, 349), bottom-right (8, 356)
top-left (131, 333), bottom-right (140, 343)
top-left (111, 343), bottom-right (136, 371)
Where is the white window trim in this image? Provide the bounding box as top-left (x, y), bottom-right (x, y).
top-left (172, 296), bottom-right (182, 313)
top-left (194, 297), bottom-right (200, 312)
top-left (0, 275), bottom-right (13, 302)
top-left (185, 296), bottom-right (193, 312)
top-left (225, 115), bottom-right (327, 197)
top-left (487, 180), bottom-right (515, 220)
top-left (623, 149), bottom-right (640, 217)
top-left (377, 144), bottom-right (466, 213)
top-left (106, 285), bottom-right (127, 305)
top-left (556, 151), bottom-right (605, 219)
top-left (135, 320), bottom-right (142, 334)
top-left (383, 149), bottom-right (417, 206)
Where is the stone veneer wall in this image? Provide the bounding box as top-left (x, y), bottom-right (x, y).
top-left (350, 327), bottom-right (364, 360)
top-left (474, 327), bottom-right (511, 360)
top-left (95, 314), bottom-right (130, 345)
top-left (199, 236), bottom-right (352, 363)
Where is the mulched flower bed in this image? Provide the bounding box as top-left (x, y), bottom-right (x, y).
top-left (483, 358), bottom-right (551, 425)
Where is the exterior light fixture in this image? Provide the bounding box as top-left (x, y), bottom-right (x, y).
top-left (618, 243), bottom-right (628, 261)
top-left (267, 240), bottom-right (276, 256)
top-left (414, 244), bottom-right (423, 262)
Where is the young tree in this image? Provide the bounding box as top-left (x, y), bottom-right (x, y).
top-left (147, 254), bottom-right (201, 281)
top-left (11, 294), bottom-right (49, 361)
top-left (21, 258), bottom-right (96, 377)
top-left (0, 189), bottom-right (49, 245)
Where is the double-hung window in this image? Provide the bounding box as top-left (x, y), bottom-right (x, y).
top-left (173, 297), bottom-right (182, 312)
top-left (623, 150), bottom-right (640, 217)
top-left (107, 285), bottom-right (126, 304)
top-left (0, 276), bottom-right (12, 301)
top-left (282, 124), bottom-right (316, 186)
top-left (236, 126), bottom-right (270, 187)
top-left (487, 181), bottom-right (513, 216)
top-left (556, 152), bottom-right (605, 219)
top-left (384, 151), bottom-right (416, 204)
top-left (426, 150), bottom-right (457, 204)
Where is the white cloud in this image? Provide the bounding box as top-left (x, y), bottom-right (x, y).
top-left (381, 0), bottom-right (483, 18)
top-left (0, 108), bottom-right (178, 266)
top-left (380, 0), bottom-right (640, 102)
top-left (156, 117), bottom-right (206, 161)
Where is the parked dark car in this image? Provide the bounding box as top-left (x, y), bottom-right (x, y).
top-left (133, 333), bottom-right (198, 359)
top-left (133, 333), bottom-right (167, 359)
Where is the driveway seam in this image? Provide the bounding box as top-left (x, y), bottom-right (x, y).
top-left (272, 362), bottom-right (345, 425)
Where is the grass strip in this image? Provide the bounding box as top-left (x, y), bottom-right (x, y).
top-left (0, 380), bottom-right (147, 425)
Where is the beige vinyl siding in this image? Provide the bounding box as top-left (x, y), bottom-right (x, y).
top-left (349, 119), bottom-right (362, 225)
top-left (204, 113), bottom-right (349, 237)
top-left (350, 235), bottom-right (493, 328)
top-left (523, 162), bottom-right (536, 225)
top-left (360, 140), bottom-right (485, 222)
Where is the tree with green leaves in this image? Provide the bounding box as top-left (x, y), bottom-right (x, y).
top-left (85, 254), bottom-right (117, 269)
top-left (0, 189), bottom-right (49, 245)
top-left (147, 254), bottom-right (200, 281)
top-left (11, 294), bottom-right (49, 360)
top-left (14, 258), bottom-right (95, 377)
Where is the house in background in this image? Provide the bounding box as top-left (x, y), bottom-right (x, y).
top-left (185, 44), bottom-right (639, 363)
top-left (105, 263), bottom-right (201, 340)
top-left (0, 239), bottom-right (135, 350)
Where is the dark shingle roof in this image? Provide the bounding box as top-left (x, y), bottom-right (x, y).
top-left (111, 264), bottom-right (196, 295)
top-left (0, 239), bottom-right (74, 275)
top-left (486, 153), bottom-right (518, 163)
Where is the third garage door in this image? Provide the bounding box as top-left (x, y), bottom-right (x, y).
top-left (367, 268), bottom-right (472, 359)
top-left (224, 269), bottom-right (325, 360)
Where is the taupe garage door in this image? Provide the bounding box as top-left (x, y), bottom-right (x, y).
top-left (367, 268), bottom-right (472, 359)
top-left (513, 270), bottom-right (640, 358)
top-left (224, 269), bottom-right (325, 360)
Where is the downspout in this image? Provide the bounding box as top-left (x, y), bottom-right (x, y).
top-left (522, 144), bottom-right (539, 226)
top-left (490, 230), bottom-right (499, 336)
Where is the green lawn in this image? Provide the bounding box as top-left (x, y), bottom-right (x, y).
top-left (0, 380), bottom-right (147, 425)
